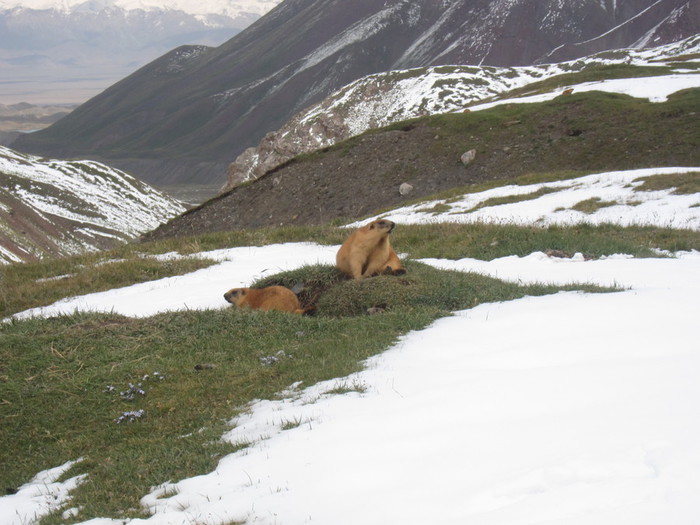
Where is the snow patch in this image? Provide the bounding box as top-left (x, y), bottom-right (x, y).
top-left (0, 459), bottom-right (86, 525)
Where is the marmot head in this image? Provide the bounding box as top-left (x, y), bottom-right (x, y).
top-left (224, 287), bottom-right (247, 304)
top-left (368, 219), bottom-right (395, 233)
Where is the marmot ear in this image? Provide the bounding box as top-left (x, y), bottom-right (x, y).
top-left (369, 223), bottom-right (375, 229)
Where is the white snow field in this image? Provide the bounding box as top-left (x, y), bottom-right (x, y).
top-left (354, 167), bottom-right (700, 230)
top-left (1, 164), bottom-right (699, 524)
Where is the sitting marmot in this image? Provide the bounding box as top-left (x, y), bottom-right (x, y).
top-left (224, 286), bottom-right (312, 314)
top-left (336, 219), bottom-right (405, 279)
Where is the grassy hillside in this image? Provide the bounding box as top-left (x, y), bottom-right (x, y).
top-left (2, 218), bottom-right (700, 522)
top-left (145, 87), bottom-right (700, 241)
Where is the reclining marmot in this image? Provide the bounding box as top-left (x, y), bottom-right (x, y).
top-left (224, 285), bottom-right (312, 314)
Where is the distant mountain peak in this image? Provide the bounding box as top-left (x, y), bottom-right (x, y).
top-left (0, 0), bottom-right (282, 17)
top-left (0, 0), bottom-right (282, 104)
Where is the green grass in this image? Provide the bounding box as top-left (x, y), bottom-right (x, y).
top-left (4, 219), bottom-right (699, 319)
top-left (633, 171), bottom-right (700, 195)
top-left (453, 87), bottom-right (699, 163)
top-left (463, 186), bottom-right (566, 213)
top-left (570, 197), bottom-right (618, 214)
top-left (0, 251), bottom-right (215, 318)
top-left (317, 88), bottom-right (699, 189)
top-left (0, 224), bottom-right (350, 318)
top-left (390, 222), bottom-right (700, 261)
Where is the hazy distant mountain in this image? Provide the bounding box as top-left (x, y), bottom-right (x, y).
top-left (0, 0), bottom-right (282, 104)
top-left (13, 0), bottom-right (699, 187)
top-left (0, 102), bottom-right (75, 132)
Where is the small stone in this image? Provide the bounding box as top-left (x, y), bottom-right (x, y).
top-left (460, 149), bottom-right (477, 166)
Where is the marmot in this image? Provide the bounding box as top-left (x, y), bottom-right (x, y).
top-left (224, 286), bottom-right (312, 314)
top-left (336, 219), bottom-right (405, 279)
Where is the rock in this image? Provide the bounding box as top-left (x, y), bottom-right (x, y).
top-left (460, 149), bottom-right (477, 166)
top-left (399, 182), bottom-right (413, 196)
top-left (259, 350), bottom-right (289, 366)
top-left (221, 110), bottom-right (349, 193)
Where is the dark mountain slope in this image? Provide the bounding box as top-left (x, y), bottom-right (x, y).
top-left (142, 88), bottom-right (700, 241)
top-left (540, 0), bottom-right (700, 63)
top-left (14, 0), bottom-right (698, 187)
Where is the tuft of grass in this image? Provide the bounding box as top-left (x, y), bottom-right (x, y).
top-left (416, 203), bottom-right (453, 214)
top-left (280, 416), bottom-right (305, 431)
top-left (324, 379), bottom-right (368, 396)
top-left (570, 197), bottom-right (618, 214)
top-left (250, 260), bottom-right (612, 318)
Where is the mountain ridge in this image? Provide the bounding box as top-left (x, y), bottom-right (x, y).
top-left (13, 0), bottom-right (698, 187)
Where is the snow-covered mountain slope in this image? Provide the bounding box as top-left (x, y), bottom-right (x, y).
top-left (0, 146), bottom-right (186, 264)
top-left (223, 35), bottom-right (700, 191)
top-left (0, 0), bottom-right (282, 104)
